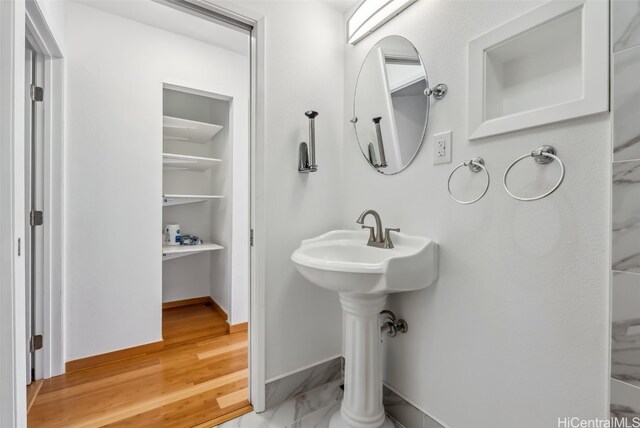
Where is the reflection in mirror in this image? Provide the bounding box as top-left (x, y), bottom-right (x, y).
top-left (353, 36), bottom-right (429, 174)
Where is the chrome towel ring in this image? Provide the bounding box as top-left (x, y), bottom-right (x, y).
top-left (447, 157), bottom-right (490, 205)
top-left (503, 145), bottom-right (565, 202)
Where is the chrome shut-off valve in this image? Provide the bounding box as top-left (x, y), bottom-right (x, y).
top-left (380, 310), bottom-right (408, 337)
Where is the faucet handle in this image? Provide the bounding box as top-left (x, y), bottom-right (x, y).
top-left (361, 225), bottom-right (376, 243)
top-left (383, 228), bottom-right (400, 249)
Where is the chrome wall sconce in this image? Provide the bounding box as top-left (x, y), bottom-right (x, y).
top-left (298, 110), bottom-right (319, 173)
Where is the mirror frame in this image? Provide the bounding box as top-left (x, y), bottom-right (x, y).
top-left (352, 35), bottom-right (430, 175)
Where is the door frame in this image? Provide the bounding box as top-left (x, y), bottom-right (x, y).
top-left (1, 0), bottom-right (266, 424)
top-left (248, 8), bottom-right (267, 413)
top-left (193, 0), bottom-right (268, 412)
top-left (161, 0), bottom-right (268, 412)
top-left (25, 0), bottom-right (65, 380)
top-left (0, 0), bottom-right (64, 423)
top-left (0, 0), bottom-right (27, 426)
top-left (24, 39), bottom-right (35, 384)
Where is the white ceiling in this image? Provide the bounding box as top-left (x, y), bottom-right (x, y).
top-left (77, 0), bottom-right (250, 55)
top-left (323, 0), bottom-right (359, 13)
top-left (79, 0), bottom-right (358, 53)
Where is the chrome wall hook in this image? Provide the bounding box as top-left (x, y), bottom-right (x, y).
top-left (424, 83), bottom-right (448, 100)
top-left (299, 110), bottom-right (318, 173)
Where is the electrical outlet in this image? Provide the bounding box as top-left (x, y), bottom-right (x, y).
top-left (433, 131), bottom-right (452, 165)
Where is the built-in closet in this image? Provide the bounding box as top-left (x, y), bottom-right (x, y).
top-left (162, 85), bottom-right (232, 312)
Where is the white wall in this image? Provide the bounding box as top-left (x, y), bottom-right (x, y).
top-left (34, 0), bottom-right (65, 52)
top-left (342, 1), bottom-right (610, 426)
top-left (230, 82), bottom-right (250, 326)
top-left (240, 1), bottom-right (346, 380)
top-left (391, 89), bottom-right (428, 164)
top-left (64, 2), bottom-right (249, 360)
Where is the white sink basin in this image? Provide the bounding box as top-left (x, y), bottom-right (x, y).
top-left (292, 229), bottom-right (439, 428)
top-left (291, 230), bottom-right (438, 294)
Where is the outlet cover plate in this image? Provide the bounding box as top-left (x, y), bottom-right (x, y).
top-left (433, 131), bottom-right (452, 165)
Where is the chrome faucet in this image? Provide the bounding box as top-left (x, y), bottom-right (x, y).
top-left (356, 209), bottom-right (400, 249)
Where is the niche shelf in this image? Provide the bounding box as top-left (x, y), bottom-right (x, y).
top-left (162, 194), bottom-right (224, 207)
top-left (162, 243), bottom-right (224, 261)
top-left (163, 115), bottom-right (223, 144)
top-left (162, 153), bottom-right (221, 171)
top-left (468, 0), bottom-right (608, 140)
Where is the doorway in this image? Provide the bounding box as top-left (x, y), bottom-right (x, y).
top-left (1, 0), bottom-right (265, 425)
top-left (25, 1), bottom-right (258, 426)
top-left (23, 0), bottom-right (66, 403)
top-left (24, 38), bottom-right (42, 386)
top-left (24, 36), bottom-right (46, 415)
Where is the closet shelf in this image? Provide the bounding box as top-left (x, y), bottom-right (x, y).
top-left (163, 116), bottom-right (223, 144)
top-left (391, 78), bottom-right (426, 96)
top-left (162, 194), bottom-right (224, 207)
top-left (390, 75), bottom-right (426, 94)
top-left (162, 153), bottom-right (221, 171)
top-left (162, 243), bottom-right (224, 261)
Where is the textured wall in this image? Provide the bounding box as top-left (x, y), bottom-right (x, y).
top-left (342, 1), bottom-right (610, 426)
top-left (64, 3), bottom-right (249, 360)
top-left (240, 1), bottom-right (346, 380)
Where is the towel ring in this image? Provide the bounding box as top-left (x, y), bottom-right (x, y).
top-left (447, 157), bottom-right (490, 205)
top-left (503, 145), bottom-right (565, 202)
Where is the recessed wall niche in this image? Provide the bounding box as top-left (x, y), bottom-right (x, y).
top-left (468, 0), bottom-right (609, 140)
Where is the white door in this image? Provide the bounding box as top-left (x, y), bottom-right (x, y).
top-left (24, 39), bottom-right (45, 383)
top-left (24, 44), bottom-right (34, 385)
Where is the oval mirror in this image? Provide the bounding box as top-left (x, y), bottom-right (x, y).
top-left (353, 36), bottom-right (429, 174)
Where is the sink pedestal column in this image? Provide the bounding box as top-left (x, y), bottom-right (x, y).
top-left (329, 293), bottom-right (394, 428)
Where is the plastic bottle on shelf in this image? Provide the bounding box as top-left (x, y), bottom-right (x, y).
top-left (164, 224), bottom-right (181, 246)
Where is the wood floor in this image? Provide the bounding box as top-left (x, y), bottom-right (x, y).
top-left (28, 303), bottom-right (250, 428)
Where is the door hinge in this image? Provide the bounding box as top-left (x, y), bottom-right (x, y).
top-left (30, 210), bottom-right (43, 227)
top-left (30, 85), bottom-right (43, 102)
top-left (29, 335), bottom-right (43, 353)
top-left (250, 229), bottom-right (254, 247)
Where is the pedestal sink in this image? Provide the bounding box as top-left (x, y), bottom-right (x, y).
top-left (291, 230), bottom-right (438, 428)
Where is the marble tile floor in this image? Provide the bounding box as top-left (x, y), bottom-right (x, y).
top-left (265, 358), bottom-right (342, 410)
top-left (215, 379), bottom-right (405, 428)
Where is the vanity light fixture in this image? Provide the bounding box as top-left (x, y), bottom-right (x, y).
top-left (347, 0), bottom-right (417, 45)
